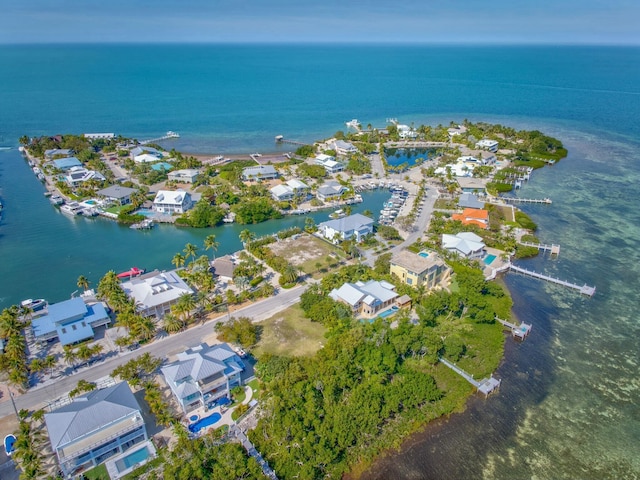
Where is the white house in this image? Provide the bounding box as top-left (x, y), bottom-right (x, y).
top-left (97, 185), bottom-right (138, 205)
top-left (329, 280), bottom-right (398, 318)
top-left (65, 166), bottom-right (106, 187)
top-left (442, 232), bottom-right (486, 259)
top-left (316, 180), bottom-right (346, 202)
top-left (134, 153), bottom-right (162, 164)
top-left (475, 139), bottom-right (499, 153)
top-left (270, 179), bottom-right (310, 202)
top-left (397, 124), bottom-right (418, 139)
top-left (121, 269), bottom-right (195, 318)
top-left (242, 165), bottom-right (279, 181)
top-left (447, 125), bottom-right (467, 138)
top-left (318, 213), bottom-right (374, 243)
top-left (333, 140), bottom-right (358, 156)
top-left (168, 169), bottom-right (200, 184)
top-left (153, 189), bottom-right (193, 214)
top-left (314, 153), bottom-right (335, 165)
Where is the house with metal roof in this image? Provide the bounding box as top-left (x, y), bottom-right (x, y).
top-left (51, 156), bottom-right (83, 171)
top-left (161, 343), bottom-right (245, 413)
top-left (121, 269), bottom-right (194, 319)
top-left (316, 180), bottom-right (346, 202)
top-left (44, 148), bottom-right (74, 160)
top-left (241, 165), bottom-right (279, 181)
top-left (168, 168), bottom-right (200, 183)
top-left (318, 213), bottom-right (374, 243)
top-left (130, 146), bottom-right (160, 159)
top-left (442, 232), bottom-right (486, 259)
top-left (332, 140), bottom-right (358, 156)
top-left (458, 193), bottom-right (485, 210)
top-left (475, 139), bottom-right (500, 152)
top-left (152, 189), bottom-right (193, 214)
top-left (31, 297), bottom-right (110, 346)
top-left (44, 381), bottom-right (148, 477)
top-left (96, 185), bottom-right (138, 206)
top-left (329, 280), bottom-right (398, 318)
top-left (64, 166), bottom-right (106, 187)
top-left (390, 250), bottom-right (451, 289)
top-left (270, 178), bottom-right (311, 202)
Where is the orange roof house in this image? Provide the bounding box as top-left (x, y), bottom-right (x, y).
top-left (451, 208), bottom-right (489, 229)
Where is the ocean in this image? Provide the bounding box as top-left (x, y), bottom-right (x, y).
top-left (0, 44), bottom-right (639, 479)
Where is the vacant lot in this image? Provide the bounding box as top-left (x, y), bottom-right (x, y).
top-left (253, 304), bottom-right (326, 358)
top-left (268, 233), bottom-right (345, 275)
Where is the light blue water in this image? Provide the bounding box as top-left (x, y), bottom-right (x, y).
top-left (116, 446), bottom-right (150, 472)
top-left (484, 254), bottom-right (497, 265)
top-left (189, 412), bottom-right (222, 433)
top-left (378, 306), bottom-right (400, 319)
top-left (385, 147), bottom-right (436, 168)
top-left (418, 251), bottom-right (429, 258)
top-left (0, 44), bottom-right (639, 479)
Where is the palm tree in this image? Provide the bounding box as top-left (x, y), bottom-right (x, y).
top-left (204, 234), bottom-right (220, 260)
top-left (62, 346), bottom-right (77, 370)
top-left (43, 355), bottom-right (57, 377)
top-left (76, 275), bottom-right (90, 292)
top-left (163, 313), bottom-right (184, 334)
top-left (173, 293), bottom-right (196, 323)
top-left (239, 229), bottom-right (256, 247)
top-left (183, 243), bottom-right (198, 265)
top-left (115, 335), bottom-right (132, 352)
top-left (132, 316), bottom-right (156, 342)
top-left (171, 252), bottom-right (186, 270)
top-left (282, 264), bottom-right (300, 285)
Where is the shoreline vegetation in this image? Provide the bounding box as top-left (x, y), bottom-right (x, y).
top-left (3, 120), bottom-right (568, 479)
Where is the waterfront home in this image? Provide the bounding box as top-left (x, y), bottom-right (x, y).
top-left (475, 139), bottom-right (499, 152)
top-left (318, 213), bottom-right (374, 243)
top-left (64, 166), bottom-right (106, 187)
top-left (44, 148), bottom-right (74, 160)
top-left (447, 125), bottom-right (467, 138)
top-left (31, 297), bottom-right (110, 346)
top-left (390, 250), bottom-right (451, 289)
top-left (442, 232), bottom-right (486, 259)
top-left (314, 153), bottom-right (335, 165)
top-left (316, 180), bottom-right (346, 202)
top-left (270, 184), bottom-right (294, 202)
top-left (329, 280), bottom-right (398, 318)
top-left (435, 162), bottom-right (474, 178)
top-left (457, 155), bottom-right (482, 165)
top-left (153, 189), bottom-right (193, 214)
top-left (44, 382), bottom-right (148, 477)
top-left (242, 165), bottom-right (279, 181)
top-left (96, 185), bottom-right (137, 206)
top-left (315, 154), bottom-right (345, 173)
top-left (397, 124), bottom-right (418, 139)
top-left (121, 269), bottom-right (194, 319)
top-left (130, 146), bottom-right (160, 160)
top-left (332, 140), bottom-right (358, 156)
top-left (458, 192), bottom-right (485, 210)
top-left (452, 208), bottom-right (489, 229)
top-left (456, 177), bottom-right (488, 194)
top-left (168, 168), bottom-right (200, 184)
top-left (211, 256), bottom-right (236, 283)
top-left (134, 153), bottom-right (162, 164)
top-left (51, 156), bottom-right (83, 171)
top-left (161, 343), bottom-right (245, 413)
top-left (270, 179), bottom-right (310, 202)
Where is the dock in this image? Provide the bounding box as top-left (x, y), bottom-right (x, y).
top-left (497, 196), bottom-right (552, 205)
top-left (509, 264), bottom-right (596, 296)
top-left (140, 131), bottom-right (179, 145)
top-left (518, 241), bottom-right (560, 255)
top-left (495, 317), bottom-right (532, 340)
top-left (439, 358), bottom-right (501, 396)
top-left (275, 135), bottom-right (307, 146)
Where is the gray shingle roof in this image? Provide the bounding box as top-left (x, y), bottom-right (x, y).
top-left (44, 382), bottom-right (140, 450)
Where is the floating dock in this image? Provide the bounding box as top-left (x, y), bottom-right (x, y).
top-left (509, 264), bottom-right (595, 296)
top-left (439, 357), bottom-right (501, 396)
top-left (495, 317), bottom-right (532, 340)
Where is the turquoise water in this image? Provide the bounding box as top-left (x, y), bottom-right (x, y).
top-left (189, 412), bottom-right (222, 433)
top-left (116, 446), bottom-right (150, 472)
top-left (378, 306), bottom-right (400, 319)
top-left (418, 251), bottom-right (429, 258)
top-left (0, 45), bottom-right (639, 479)
top-left (385, 147), bottom-right (436, 168)
top-left (484, 254), bottom-right (497, 265)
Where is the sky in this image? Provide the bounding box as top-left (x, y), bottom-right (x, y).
top-left (1, 0), bottom-right (639, 45)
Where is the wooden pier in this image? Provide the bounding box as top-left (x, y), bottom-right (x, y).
top-left (140, 131), bottom-right (179, 145)
top-left (495, 317), bottom-right (532, 340)
top-left (275, 135), bottom-right (307, 146)
top-left (518, 241), bottom-right (560, 255)
top-left (439, 358), bottom-right (501, 396)
top-left (509, 264), bottom-right (596, 296)
top-left (498, 196), bottom-right (552, 205)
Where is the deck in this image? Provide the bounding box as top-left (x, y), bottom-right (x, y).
top-left (509, 264), bottom-right (596, 296)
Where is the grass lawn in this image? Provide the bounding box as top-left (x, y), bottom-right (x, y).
top-left (105, 204), bottom-right (127, 215)
top-left (268, 234), bottom-right (345, 277)
top-left (253, 304), bottom-right (327, 358)
top-left (84, 463), bottom-right (109, 480)
top-left (247, 378), bottom-right (261, 400)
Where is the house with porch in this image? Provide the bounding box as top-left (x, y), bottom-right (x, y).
top-left (317, 213), bottom-right (374, 243)
top-left (168, 169), bottom-right (200, 184)
top-left (65, 166), bottom-right (106, 187)
top-left (153, 189), bottom-right (193, 214)
top-left (44, 382), bottom-right (148, 478)
top-left (475, 139), bottom-right (500, 152)
top-left (44, 148), bottom-right (74, 160)
top-left (442, 232), bottom-right (486, 259)
top-left (31, 297), bottom-right (111, 346)
top-left (161, 343), bottom-right (245, 413)
top-left (121, 269), bottom-right (194, 319)
top-left (332, 140), bottom-right (358, 156)
top-left (241, 165), bottom-right (279, 181)
top-left (329, 280), bottom-right (398, 318)
top-left (97, 185), bottom-right (138, 206)
top-left (316, 180), bottom-right (346, 202)
top-left (390, 250), bottom-right (451, 289)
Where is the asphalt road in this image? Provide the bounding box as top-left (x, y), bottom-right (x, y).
top-left (0, 283), bottom-right (306, 418)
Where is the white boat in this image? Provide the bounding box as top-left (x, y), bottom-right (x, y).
top-left (329, 209), bottom-right (346, 219)
top-left (49, 195), bottom-right (64, 205)
top-left (166, 131), bottom-right (180, 138)
top-left (60, 202), bottom-right (83, 216)
top-left (33, 166), bottom-right (42, 175)
top-left (345, 119), bottom-right (359, 128)
top-left (20, 298), bottom-right (47, 311)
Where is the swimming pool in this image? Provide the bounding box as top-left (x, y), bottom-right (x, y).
top-left (418, 251), bottom-right (429, 258)
top-left (484, 254), bottom-right (497, 265)
top-left (188, 412), bottom-right (222, 433)
top-left (136, 208), bottom-right (155, 217)
top-left (378, 306), bottom-right (400, 319)
top-left (115, 446), bottom-right (150, 472)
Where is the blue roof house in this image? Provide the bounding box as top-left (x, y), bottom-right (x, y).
top-left (52, 157), bottom-right (83, 171)
top-left (31, 297), bottom-right (110, 346)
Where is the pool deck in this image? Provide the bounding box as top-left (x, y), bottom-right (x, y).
top-left (104, 440), bottom-right (156, 480)
top-left (184, 385), bottom-right (254, 437)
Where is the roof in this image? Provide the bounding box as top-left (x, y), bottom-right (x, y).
top-left (442, 232), bottom-right (485, 256)
top-left (317, 181), bottom-right (345, 197)
top-left (97, 185), bottom-right (137, 199)
top-left (329, 280), bottom-right (397, 308)
top-left (286, 179), bottom-right (308, 190)
top-left (52, 157), bottom-right (82, 170)
top-left (131, 146), bottom-right (159, 157)
top-left (333, 140), bottom-right (356, 151)
top-left (211, 256), bottom-right (235, 279)
top-left (318, 213), bottom-right (374, 234)
top-left (458, 193), bottom-right (485, 209)
top-left (242, 165), bottom-right (277, 178)
top-left (270, 184), bottom-right (293, 197)
top-left (44, 382), bottom-right (141, 451)
top-left (391, 250), bottom-right (445, 274)
top-left (31, 300), bottom-right (109, 345)
top-left (153, 190), bottom-right (190, 205)
top-left (315, 154), bottom-right (334, 162)
top-left (460, 208), bottom-right (488, 220)
top-left (168, 168), bottom-right (200, 177)
top-left (45, 148), bottom-right (73, 157)
top-left (456, 177), bottom-right (487, 190)
top-left (134, 153), bottom-right (162, 163)
top-left (121, 270), bottom-right (194, 310)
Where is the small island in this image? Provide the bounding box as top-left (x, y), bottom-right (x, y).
top-left (2, 120), bottom-right (580, 480)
